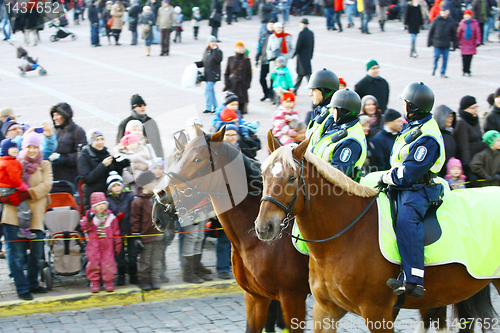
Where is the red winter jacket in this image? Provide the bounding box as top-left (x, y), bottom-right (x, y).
top-left (0, 156), bottom-right (23, 188)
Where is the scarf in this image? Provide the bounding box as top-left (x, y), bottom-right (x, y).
top-left (459, 108), bottom-right (479, 127)
top-left (18, 150), bottom-right (43, 185)
top-left (274, 31), bottom-right (290, 54)
top-left (132, 110), bottom-right (146, 121)
top-left (465, 20), bottom-right (472, 40)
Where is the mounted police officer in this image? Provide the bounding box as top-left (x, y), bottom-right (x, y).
top-left (379, 82), bottom-right (445, 298)
top-left (310, 88), bottom-right (367, 182)
top-left (305, 68), bottom-right (339, 148)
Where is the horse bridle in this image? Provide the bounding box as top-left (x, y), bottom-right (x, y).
top-left (260, 157), bottom-right (308, 230)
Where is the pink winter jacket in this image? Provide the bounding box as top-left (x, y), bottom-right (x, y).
top-left (457, 18), bottom-right (481, 55)
top-left (80, 209), bottom-right (122, 254)
top-left (272, 105), bottom-right (301, 145)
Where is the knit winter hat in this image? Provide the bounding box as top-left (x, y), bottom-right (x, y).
top-left (366, 59), bottom-right (379, 71)
top-left (174, 6), bottom-right (181, 13)
top-left (459, 95), bottom-right (477, 111)
top-left (106, 171), bottom-right (124, 191)
top-left (125, 120), bottom-right (143, 133)
top-left (131, 94), bottom-right (146, 109)
top-left (0, 139), bottom-right (18, 157)
top-left (120, 134), bottom-right (140, 147)
top-left (446, 157), bottom-right (463, 173)
top-left (276, 56), bottom-right (287, 67)
top-left (1, 119), bottom-right (19, 137)
top-left (207, 35), bottom-right (217, 44)
top-left (87, 128), bottom-right (104, 145)
top-left (338, 78), bottom-right (346, 87)
top-left (463, 9), bottom-right (473, 16)
top-left (150, 157), bottom-right (164, 170)
top-left (90, 192), bottom-right (109, 209)
top-left (361, 95), bottom-right (379, 110)
top-left (220, 108), bottom-right (238, 122)
top-left (225, 93), bottom-right (239, 105)
top-left (281, 91), bottom-right (296, 103)
top-left (192, 6), bottom-right (200, 12)
top-left (483, 130), bottom-right (500, 147)
top-left (225, 124), bottom-right (239, 134)
top-left (383, 109), bottom-right (402, 123)
top-left (274, 22), bottom-right (283, 29)
top-left (235, 41), bottom-right (244, 48)
top-left (22, 132), bottom-right (42, 149)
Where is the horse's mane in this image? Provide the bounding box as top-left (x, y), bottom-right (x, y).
top-left (262, 145), bottom-right (377, 198)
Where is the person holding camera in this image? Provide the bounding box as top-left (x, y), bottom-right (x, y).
top-left (77, 129), bottom-right (130, 211)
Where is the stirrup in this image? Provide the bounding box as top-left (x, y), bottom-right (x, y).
top-left (387, 278), bottom-right (405, 295)
top-left (406, 283), bottom-right (425, 298)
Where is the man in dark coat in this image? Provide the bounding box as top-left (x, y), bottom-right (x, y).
top-left (433, 104), bottom-right (457, 177)
top-left (293, 18), bottom-right (314, 94)
top-left (427, 6), bottom-right (457, 78)
top-left (371, 109), bottom-right (403, 171)
top-left (128, 0), bottom-right (142, 45)
top-left (256, 21), bottom-right (275, 101)
top-left (50, 102), bottom-right (88, 193)
top-left (116, 94), bottom-right (164, 157)
top-left (88, 0), bottom-right (101, 47)
top-left (354, 59), bottom-right (390, 113)
top-left (224, 41), bottom-right (252, 114)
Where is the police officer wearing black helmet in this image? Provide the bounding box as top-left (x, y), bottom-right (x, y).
top-left (310, 88), bottom-right (367, 182)
top-left (305, 68), bottom-right (339, 148)
top-left (379, 82), bottom-right (445, 298)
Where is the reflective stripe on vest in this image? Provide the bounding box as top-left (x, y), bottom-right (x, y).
top-left (306, 114), bottom-right (333, 149)
top-left (390, 118), bottom-right (445, 174)
top-left (311, 121), bottom-right (367, 169)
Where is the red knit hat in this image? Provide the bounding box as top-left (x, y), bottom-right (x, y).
top-left (280, 91), bottom-right (296, 103)
top-left (90, 192), bottom-right (108, 209)
top-left (339, 78), bottom-right (346, 87)
top-left (220, 108), bottom-right (238, 122)
top-left (463, 9), bottom-right (473, 16)
top-left (120, 134), bottom-right (140, 147)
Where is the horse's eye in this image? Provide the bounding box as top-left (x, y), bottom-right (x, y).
top-left (193, 158), bottom-right (202, 163)
top-left (288, 175), bottom-right (297, 183)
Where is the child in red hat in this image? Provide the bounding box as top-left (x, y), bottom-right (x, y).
top-left (80, 192), bottom-right (121, 293)
top-left (272, 91), bottom-right (303, 145)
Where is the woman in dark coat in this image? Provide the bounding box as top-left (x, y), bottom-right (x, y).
top-left (404, 0), bottom-right (424, 58)
top-left (50, 103), bottom-right (87, 193)
top-left (209, 0), bottom-right (223, 41)
top-left (433, 105), bottom-right (457, 177)
top-left (77, 129), bottom-right (130, 211)
top-left (454, 95), bottom-right (486, 185)
top-left (196, 36), bottom-right (223, 113)
top-left (224, 42), bottom-right (252, 114)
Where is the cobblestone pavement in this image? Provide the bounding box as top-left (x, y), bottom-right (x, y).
top-left (1, 291), bottom-right (500, 333)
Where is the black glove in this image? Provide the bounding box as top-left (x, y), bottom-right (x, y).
top-left (51, 156), bottom-right (66, 167)
top-left (132, 233), bottom-right (145, 251)
top-left (376, 175), bottom-right (389, 190)
top-left (86, 211), bottom-right (95, 223)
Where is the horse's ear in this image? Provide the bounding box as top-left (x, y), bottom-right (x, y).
top-left (174, 136), bottom-right (185, 153)
top-left (194, 124), bottom-right (205, 137)
top-left (210, 126), bottom-right (226, 143)
top-left (293, 136), bottom-right (311, 160)
top-left (267, 130), bottom-right (282, 153)
top-left (178, 131), bottom-right (188, 146)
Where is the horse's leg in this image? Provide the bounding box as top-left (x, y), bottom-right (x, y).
top-left (312, 299), bottom-right (347, 333)
top-left (416, 308), bottom-right (447, 333)
top-left (360, 305), bottom-right (396, 333)
top-left (243, 291), bottom-right (272, 333)
top-left (279, 292), bottom-right (308, 333)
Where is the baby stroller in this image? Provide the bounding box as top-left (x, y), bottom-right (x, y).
top-left (48, 18), bottom-right (77, 42)
top-left (10, 43), bottom-right (47, 77)
top-left (41, 181), bottom-right (85, 290)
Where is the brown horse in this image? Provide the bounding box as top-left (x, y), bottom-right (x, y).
top-left (254, 132), bottom-right (500, 332)
top-left (154, 127), bottom-right (310, 333)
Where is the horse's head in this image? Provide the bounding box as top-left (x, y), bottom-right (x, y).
top-left (255, 131), bottom-right (310, 241)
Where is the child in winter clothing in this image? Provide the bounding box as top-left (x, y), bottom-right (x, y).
top-left (192, 7), bottom-right (201, 40)
top-left (271, 56), bottom-right (294, 105)
top-left (211, 93), bottom-right (258, 136)
top-left (470, 130), bottom-right (500, 187)
top-left (106, 172), bottom-right (137, 286)
top-left (130, 176), bottom-right (165, 291)
top-left (445, 157), bottom-right (466, 190)
top-left (173, 6), bottom-right (183, 43)
top-left (116, 134), bottom-right (154, 188)
top-left (80, 192), bottom-right (121, 293)
top-left (272, 91), bottom-right (301, 145)
top-left (0, 139), bottom-right (33, 239)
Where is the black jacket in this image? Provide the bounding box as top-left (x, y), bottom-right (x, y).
top-left (107, 190), bottom-right (136, 235)
top-left (88, 4), bottom-right (99, 24)
top-left (484, 106), bottom-right (500, 133)
top-left (354, 75), bottom-right (390, 112)
top-left (196, 47), bottom-right (223, 82)
top-left (404, 4), bottom-right (423, 34)
top-left (128, 3), bottom-right (142, 30)
top-left (293, 27), bottom-right (314, 76)
top-left (433, 105), bottom-right (457, 177)
top-left (77, 145), bottom-right (129, 210)
top-left (260, 3), bottom-right (273, 23)
top-left (209, 0), bottom-right (223, 28)
top-left (428, 15), bottom-right (457, 49)
top-left (116, 114), bottom-right (164, 158)
top-left (454, 109), bottom-right (486, 171)
top-left (371, 128), bottom-right (397, 171)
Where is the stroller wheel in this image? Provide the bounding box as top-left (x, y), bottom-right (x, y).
top-left (50, 35), bottom-right (59, 42)
top-left (71, 34), bottom-right (77, 41)
top-left (39, 68), bottom-right (47, 76)
top-left (43, 267), bottom-right (53, 291)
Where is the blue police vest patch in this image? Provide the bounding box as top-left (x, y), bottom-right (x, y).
top-left (414, 146), bottom-right (427, 162)
top-left (340, 148), bottom-right (352, 162)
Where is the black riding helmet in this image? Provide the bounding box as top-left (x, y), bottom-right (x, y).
top-left (328, 88), bottom-right (361, 123)
top-left (400, 82), bottom-right (435, 114)
top-left (308, 68), bottom-right (340, 99)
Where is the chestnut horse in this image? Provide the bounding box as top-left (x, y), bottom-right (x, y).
top-left (153, 127), bottom-right (310, 333)
top-left (255, 132), bottom-right (499, 332)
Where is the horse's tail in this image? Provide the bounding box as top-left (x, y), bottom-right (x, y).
top-left (453, 284), bottom-right (498, 332)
